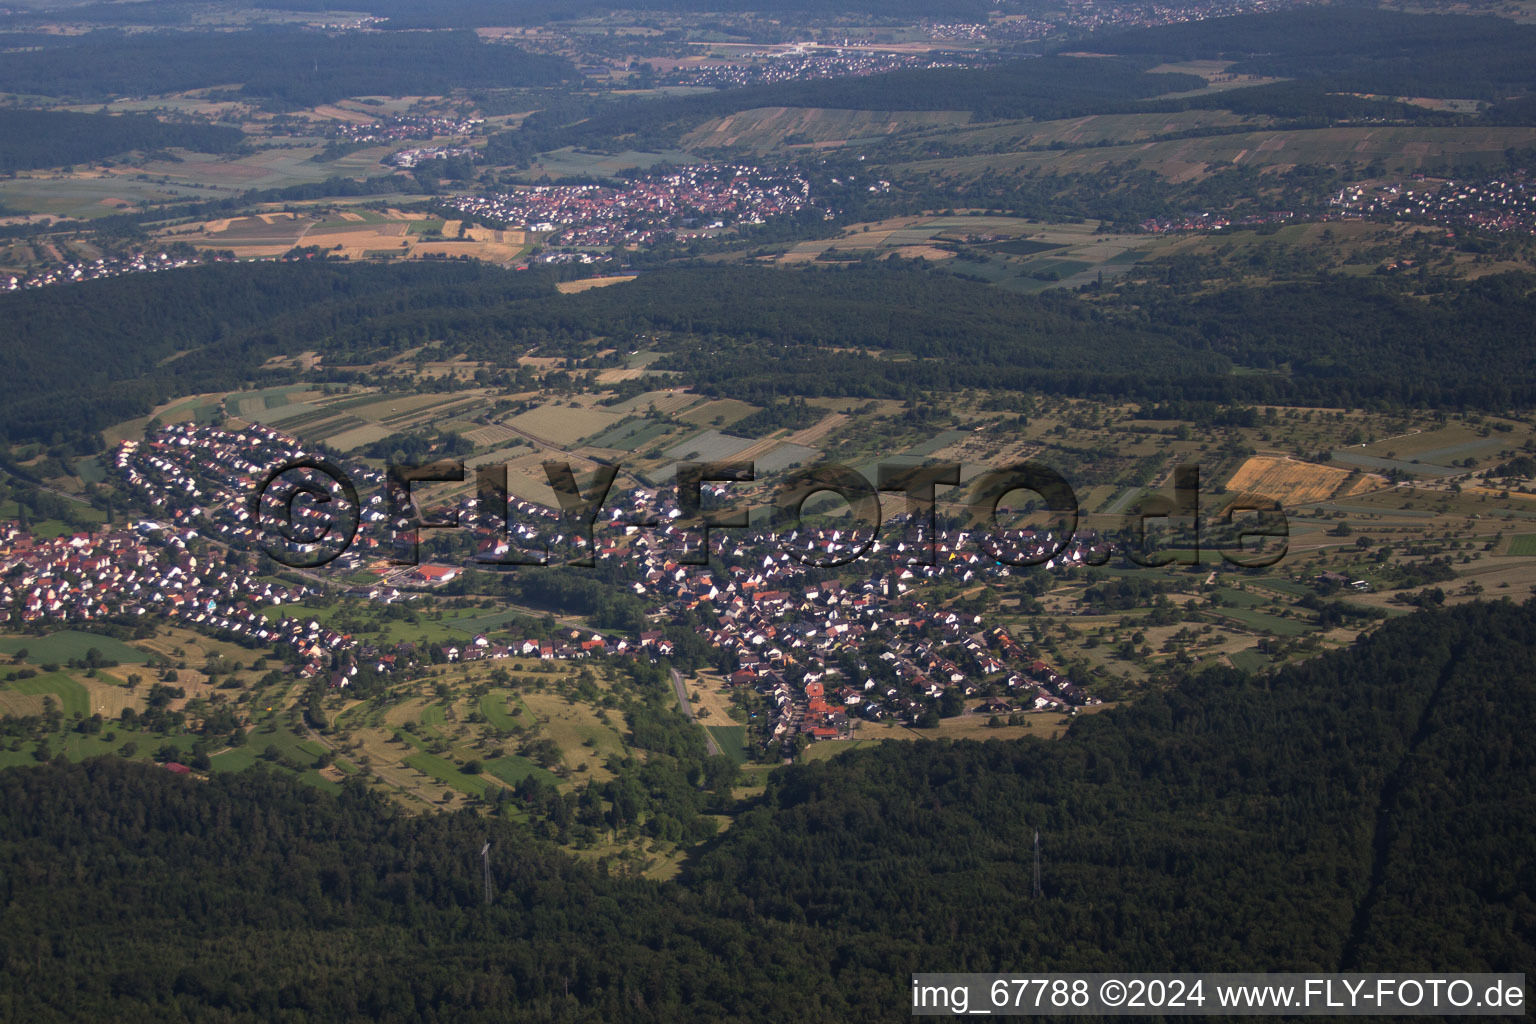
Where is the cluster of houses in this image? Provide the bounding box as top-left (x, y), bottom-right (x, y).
top-left (7, 421), bottom-right (1101, 749)
top-left (443, 164), bottom-right (827, 249)
top-left (1139, 170), bottom-right (1536, 241)
top-left (1138, 210), bottom-right (1297, 234)
top-left (657, 48), bottom-right (964, 89)
top-left (6, 250), bottom-right (217, 293)
top-left (1048, 0), bottom-right (1298, 34)
top-left (113, 423), bottom-right (389, 567)
top-left (1330, 171), bottom-right (1536, 235)
top-left (0, 519), bottom-right (358, 672)
top-left (330, 115), bottom-right (483, 144)
top-left (574, 501), bottom-right (1102, 740)
top-left (389, 145), bottom-right (476, 169)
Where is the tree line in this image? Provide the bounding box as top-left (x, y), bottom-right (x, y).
top-left (0, 598), bottom-right (1529, 1019)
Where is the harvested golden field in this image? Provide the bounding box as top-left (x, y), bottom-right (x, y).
top-left (1225, 456), bottom-right (1383, 506)
top-left (556, 274), bottom-right (637, 294)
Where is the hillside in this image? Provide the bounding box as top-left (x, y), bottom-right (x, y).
top-left (1, 599), bottom-right (1530, 1020)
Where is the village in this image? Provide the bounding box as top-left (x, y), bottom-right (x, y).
top-left (5, 249), bottom-right (218, 292)
top-left (443, 164), bottom-right (827, 249)
top-left (327, 114), bottom-right (485, 144)
top-left (3, 420), bottom-right (1101, 759)
top-left (1329, 170), bottom-right (1536, 235)
top-left (657, 47), bottom-right (970, 89)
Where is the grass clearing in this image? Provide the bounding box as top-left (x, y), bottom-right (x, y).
top-left (479, 691), bottom-right (523, 732)
top-left (705, 725), bottom-right (747, 763)
top-left (5, 672), bottom-right (90, 717)
top-left (484, 755), bottom-right (558, 788)
top-left (1507, 534), bottom-right (1536, 556)
top-left (0, 630), bottom-right (149, 665)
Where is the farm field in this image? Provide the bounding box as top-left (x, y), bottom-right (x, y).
top-left (1225, 455), bottom-right (1384, 506)
top-left (555, 274), bottom-right (637, 293)
top-left (774, 213), bottom-right (1159, 291)
top-left (605, 389), bottom-right (697, 416)
top-left (677, 398), bottom-right (760, 429)
top-left (0, 672), bottom-right (90, 718)
top-left (519, 147), bottom-right (695, 180)
top-left (508, 403), bottom-right (624, 446)
top-left (169, 206), bottom-right (529, 265)
top-left (0, 630), bottom-right (148, 665)
top-left (664, 429), bottom-right (756, 463)
top-left (1508, 534), bottom-right (1536, 556)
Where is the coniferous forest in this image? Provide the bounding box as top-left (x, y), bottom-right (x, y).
top-left (0, 600), bottom-right (1530, 1021)
top-left (6, 261), bottom-right (1535, 449)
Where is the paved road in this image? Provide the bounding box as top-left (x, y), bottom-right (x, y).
top-left (670, 667), bottom-right (721, 757)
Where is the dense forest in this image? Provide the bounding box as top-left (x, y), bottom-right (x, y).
top-left (0, 600), bottom-right (1530, 1020)
top-left (0, 109), bottom-right (246, 172)
top-left (5, 261), bottom-right (1535, 448)
top-left (1085, 8), bottom-right (1536, 101)
top-left (0, 29), bottom-right (573, 105)
top-left (0, 260), bottom-right (545, 447)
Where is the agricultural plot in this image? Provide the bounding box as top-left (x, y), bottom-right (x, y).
top-left (1, 673), bottom-right (90, 718)
top-left (171, 207), bottom-right (525, 263)
top-left (753, 443), bottom-right (820, 474)
top-left (0, 630), bottom-right (148, 665)
top-left (555, 275), bottom-right (637, 294)
top-left (664, 430), bottom-right (757, 463)
top-left (1508, 535), bottom-right (1536, 556)
top-left (508, 403), bottom-right (623, 447)
top-left (0, 174), bottom-right (219, 220)
top-left (464, 423), bottom-right (525, 447)
top-left (1225, 456), bottom-right (1383, 506)
top-left (588, 418), bottom-right (676, 452)
top-left (521, 147), bottom-right (695, 180)
top-left (905, 429), bottom-right (972, 457)
top-left (605, 389), bottom-right (697, 416)
top-left (463, 445), bottom-right (533, 471)
top-left (501, 450), bottom-right (592, 505)
top-left (322, 423), bottom-right (394, 451)
top-left (1329, 451), bottom-right (1460, 478)
top-left (1216, 606), bottom-right (1312, 637)
top-left (678, 399), bottom-right (760, 429)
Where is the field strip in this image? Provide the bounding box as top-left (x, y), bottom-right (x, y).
top-left (786, 413), bottom-right (847, 447)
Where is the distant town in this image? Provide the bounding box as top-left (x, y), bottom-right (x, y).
top-left (2, 420), bottom-right (1102, 754)
top-left (445, 164), bottom-right (830, 248)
